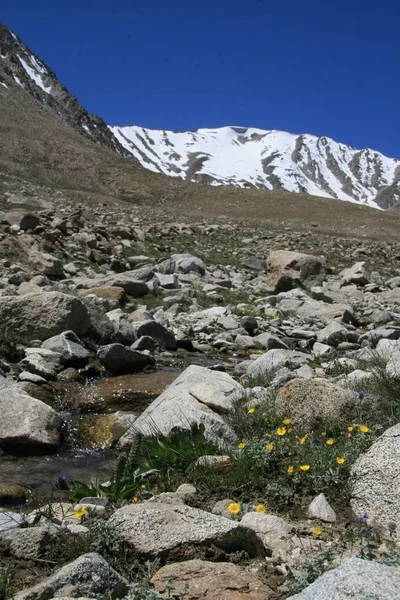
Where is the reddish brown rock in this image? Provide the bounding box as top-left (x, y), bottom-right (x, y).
top-left (151, 559), bottom-right (273, 600)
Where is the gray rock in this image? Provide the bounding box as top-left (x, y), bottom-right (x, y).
top-left (242, 257), bottom-right (267, 271)
top-left (240, 512), bottom-right (292, 557)
top-left (0, 511), bottom-right (25, 532)
top-left (41, 331), bottom-right (89, 367)
top-left (120, 365), bottom-right (243, 448)
top-left (312, 342), bottom-right (335, 358)
top-left (18, 371), bottom-right (48, 385)
top-left (14, 552), bottom-right (128, 600)
top-left (339, 261), bottom-right (370, 286)
top-left (0, 526), bottom-right (57, 559)
top-left (131, 320), bottom-right (177, 350)
top-left (275, 378), bottom-right (355, 430)
top-left (267, 250), bottom-right (326, 293)
top-left (109, 274), bottom-right (149, 297)
top-left (171, 253), bottom-right (206, 275)
top-left (252, 332), bottom-right (289, 350)
top-left (97, 344), bottom-right (155, 375)
top-left (131, 336), bottom-right (155, 350)
top-left (21, 348), bottom-right (63, 379)
top-left (106, 309), bottom-right (135, 345)
top-left (245, 349), bottom-right (307, 381)
top-left (108, 502), bottom-right (266, 559)
top-left (307, 493), bottom-right (336, 522)
top-left (0, 386), bottom-right (60, 455)
top-left (351, 423), bottom-right (400, 541)
top-left (316, 321), bottom-right (348, 346)
top-left (0, 292), bottom-right (91, 342)
top-left (28, 250), bottom-right (63, 277)
top-left (287, 557), bottom-right (400, 600)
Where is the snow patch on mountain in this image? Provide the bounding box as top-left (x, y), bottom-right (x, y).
top-left (18, 55), bottom-right (52, 94)
top-left (110, 125), bottom-right (400, 209)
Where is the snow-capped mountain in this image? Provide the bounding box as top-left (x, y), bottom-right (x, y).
top-left (110, 125), bottom-right (400, 210)
top-left (0, 23), bottom-right (129, 156)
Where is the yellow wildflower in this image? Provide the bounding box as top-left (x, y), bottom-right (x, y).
top-left (347, 426), bottom-right (354, 432)
top-left (321, 432), bottom-right (326, 437)
top-left (283, 418), bottom-right (291, 425)
top-left (238, 441), bottom-right (246, 449)
top-left (141, 484), bottom-right (146, 489)
top-left (297, 435), bottom-right (307, 445)
top-left (255, 504), bottom-right (267, 513)
top-left (336, 457), bottom-right (345, 465)
top-left (248, 407), bottom-right (256, 414)
top-left (74, 507), bottom-right (87, 519)
top-left (132, 496), bottom-right (139, 503)
top-left (227, 502), bottom-right (241, 515)
top-left (299, 464), bottom-right (310, 472)
top-left (265, 443), bottom-right (274, 451)
top-left (276, 426), bottom-right (287, 436)
top-left (326, 438), bottom-right (335, 446)
top-left (287, 465), bottom-right (294, 475)
top-left (313, 526), bottom-right (322, 536)
top-left (359, 425), bottom-right (369, 433)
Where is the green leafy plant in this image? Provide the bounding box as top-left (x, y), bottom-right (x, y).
top-left (67, 433), bottom-right (145, 502)
top-left (0, 567), bottom-right (13, 600)
top-left (286, 549), bottom-right (335, 594)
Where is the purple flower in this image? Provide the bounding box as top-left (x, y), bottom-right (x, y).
top-left (56, 474), bottom-right (68, 490)
top-left (363, 512), bottom-right (369, 520)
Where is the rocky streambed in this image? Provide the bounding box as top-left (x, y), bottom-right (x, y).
top-left (2, 204), bottom-right (400, 598)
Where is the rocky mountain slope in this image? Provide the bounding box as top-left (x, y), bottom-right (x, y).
top-left (110, 125), bottom-right (400, 210)
top-left (0, 23), bottom-right (129, 156)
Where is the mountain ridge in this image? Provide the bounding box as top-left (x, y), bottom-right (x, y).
top-left (110, 124), bottom-right (400, 210)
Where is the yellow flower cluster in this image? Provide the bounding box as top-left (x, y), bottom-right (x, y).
top-left (228, 502), bottom-right (241, 515)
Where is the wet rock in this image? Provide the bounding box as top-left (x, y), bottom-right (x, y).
top-left (131, 320), bottom-right (177, 350)
top-left (41, 331), bottom-right (89, 367)
top-left (21, 348), bottom-right (63, 379)
top-left (97, 343), bottom-right (155, 374)
top-left (120, 365), bottom-right (243, 447)
top-left (0, 483), bottom-right (28, 505)
top-left (0, 387), bottom-right (60, 455)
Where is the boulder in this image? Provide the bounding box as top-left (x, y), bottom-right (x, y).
top-left (0, 526), bottom-right (56, 559)
top-left (267, 250), bottom-right (326, 293)
top-left (28, 250), bottom-right (64, 277)
top-left (119, 365), bottom-right (243, 448)
top-left (240, 512), bottom-right (292, 558)
top-left (152, 559), bottom-right (273, 599)
top-left (106, 309), bottom-right (135, 345)
top-left (350, 423), bottom-right (400, 541)
top-left (41, 331), bottom-right (89, 367)
top-left (14, 553), bottom-right (128, 600)
top-left (131, 320), bottom-right (177, 350)
top-left (275, 378), bottom-right (355, 430)
top-left (316, 321), bottom-right (348, 346)
top-left (287, 557), bottom-right (400, 600)
top-left (245, 349), bottom-right (307, 381)
top-left (0, 292), bottom-right (91, 342)
top-left (109, 274), bottom-right (149, 297)
top-left (0, 386), bottom-right (60, 455)
top-left (339, 262), bottom-right (370, 286)
top-left (171, 253), bottom-right (206, 275)
top-left (108, 502), bottom-right (266, 559)
top-left (78, 285), bottom-right (126, 304)
top-left (97, 343), bottom-right (155, 374)
top-left (20, 213), bottom-right (40, 231)
top-left (20, 348), bottom-right (63, 380)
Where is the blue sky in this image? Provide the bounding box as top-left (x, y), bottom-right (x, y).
top-left (2, 0), bottom-right (400, 157)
